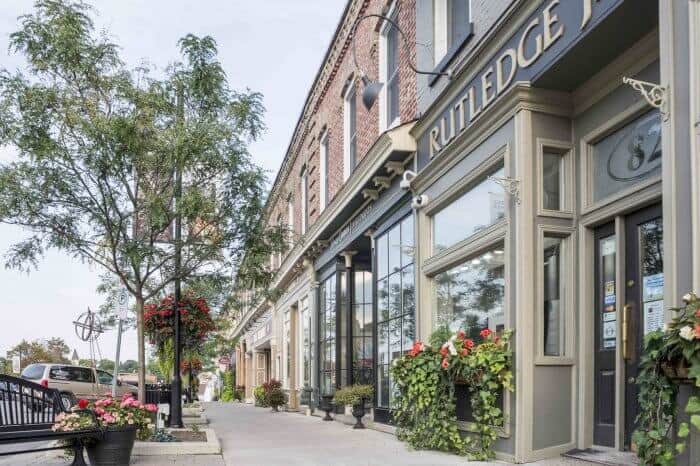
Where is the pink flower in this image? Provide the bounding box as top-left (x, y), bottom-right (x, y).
top-left (95, 407), bottom-right (105, 416)
top-left (480, 328), bottom-right (492, 339)
top-left (441, 358), bottom-right (449, 369)
top-left (145, 404), bottom-right (157, 413)
top-left (457, 330), bottom-right (465, 340)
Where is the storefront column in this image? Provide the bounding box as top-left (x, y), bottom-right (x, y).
top-left (304, 258), bottom-right (320, 406)
top-left (690, 0), bottom-right (700, 294)
top-left (245, 352), bottom-right (253, 400)
top-left (659, 0), bottom-right (693, 312)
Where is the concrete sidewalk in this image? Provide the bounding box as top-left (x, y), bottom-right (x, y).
top-left (205, 401), bottom-right (595, 466)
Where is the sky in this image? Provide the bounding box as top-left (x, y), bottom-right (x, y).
top-left (0, 0), bottom-right (346, 363)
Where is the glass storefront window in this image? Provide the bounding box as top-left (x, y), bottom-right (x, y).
top-left (543, 152), bottom-right (562, 211)
top-left (592, 110), bottom-right (661, 203)
top-left (376, 215), bottom-right (415, 409)
top-left (543, 236), bottom-right (564, 357)
top-left (352, 271), bottom-right (373, 385)
top-left (300, 297), bottom-right (310, 388)
top-left (319, 274), bottom-right (336, 396)
top-left (433, 166), bottom-right (505, 253)
top-left (435, 245), bottom-right (505, 338)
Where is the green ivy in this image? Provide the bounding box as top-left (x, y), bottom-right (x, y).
top-left (391, 328), bottom-right (514, 460)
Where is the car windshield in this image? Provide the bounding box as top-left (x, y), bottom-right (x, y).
top-left (20, 364), bottom-right (45, 380)
top-left (97, 370), bottom-right (114, 384)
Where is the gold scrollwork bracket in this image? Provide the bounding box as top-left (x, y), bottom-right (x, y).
top-left (488, 176), bottom-right (521, 206)
top-left (622, 77), bottom-right (669, 122)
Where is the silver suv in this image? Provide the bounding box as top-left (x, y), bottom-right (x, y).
top-left (20, 363), bottom-right (138, 410)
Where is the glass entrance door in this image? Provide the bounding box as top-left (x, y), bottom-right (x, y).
top-left (593, 203), bottom-right (663, 449)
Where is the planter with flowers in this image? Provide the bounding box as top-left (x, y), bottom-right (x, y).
top-left (391, 327), bottom-right (513, 461)
top-left (633, 292), bottom-right (700, 466)
top-left (52, 394), bottom-right (157, 466)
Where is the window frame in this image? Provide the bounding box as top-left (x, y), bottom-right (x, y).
top-left (300, 166), bottom-right (308, 234)
top-left (287, 194), bottom-right (294, 243)
top-left (379, 2), bottom-right (400, 132)
top-left (343, 84), bottom-right (357, 181)
top-left (319, 130), bottom-right (328, 211)
top-left (431, 0), bottom-right (473, 84)
top-left (536, 138), bottom-right (574, 218)
top-left (535, 225), bottom-right (576, 365)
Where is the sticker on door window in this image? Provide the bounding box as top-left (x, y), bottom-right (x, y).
top-left (601, 238), bottom-right (616, 256)
top-left (644, 300), bottom-right (664, 335)
top-left (604, 294), bottom-right (616, 305)
top-left (604, 281), bottom-right (615, 297)
top-left (603, 320), bottom-right (616, 340)
top-left (642, 273), bottom-right (664, 302)
top-left (603, 339), bottom-right (616, 349)
top-left (603, 311), bottom-right (616, 322)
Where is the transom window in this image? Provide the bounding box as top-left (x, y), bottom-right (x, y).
top-left (375, 215), bottom-right (415, 409)
top-left (433, 165), bottom-right (505, 253)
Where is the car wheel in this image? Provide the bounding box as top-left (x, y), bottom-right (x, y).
top-left (60, 392), bottom-right (76, 411)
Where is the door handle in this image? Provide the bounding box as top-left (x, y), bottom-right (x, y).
top-left (622, 304), bottom-right (632, 361)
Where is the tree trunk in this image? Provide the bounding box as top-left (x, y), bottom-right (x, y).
top-left (136, 295), bottom-right (146, 402)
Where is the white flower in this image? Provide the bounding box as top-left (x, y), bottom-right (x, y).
top-left (683, 292), bottom-right (698, 304)
top-left (679, 325), bottom-right (696, 341)
top-left (662, 323), bottom-right (669, 332)
top-left (447, 340), bottom-right (457, 356)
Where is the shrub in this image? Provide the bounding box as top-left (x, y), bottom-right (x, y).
top-left (333, 384), bottom-right (374, 406)
top-left (267, 388), bottom-right (287, 410)
top-left (233, 385), bottom-right (245, 402)
top-left (253, 386), bottom-right (268, 407)
top-left (219, 371), bottom-right (235, 402)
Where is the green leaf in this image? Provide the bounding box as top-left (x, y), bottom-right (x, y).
top-left (686, 396), bottom-right (700, 413)
top-left (678, 422), bottom-right (689, 438)
top-left (691, 415), bottom-right (700, 431)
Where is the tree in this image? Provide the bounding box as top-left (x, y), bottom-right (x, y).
top-left (0, 0), bottom-right (278, 400)
top-left (45, 337), bottom-right (70, 362)
top-left (7, 339), bottom-right (64, 369)
top-left (119, 359), bottom-right (138, 373)
top-left (0, 357), bottom-right (11, 374)
top-left (97, 358), bottom-right (115, 372)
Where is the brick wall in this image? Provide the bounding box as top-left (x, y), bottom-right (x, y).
top-left (266, 0), bottom-right (417, 258)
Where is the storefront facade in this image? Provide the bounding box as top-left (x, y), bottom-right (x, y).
top-left (232, 0), bottom-right (699, 463)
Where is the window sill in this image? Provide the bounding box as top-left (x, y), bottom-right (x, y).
top-left (534, 356), bottom-right (575, 366)
top-left (429, 24), bottom-right (474, 88)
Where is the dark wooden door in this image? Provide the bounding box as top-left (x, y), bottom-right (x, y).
top-left (594, 222), bottom-right (617, 447)
top-left (623, 204), bottom-right (663, 449)
top-left (593, 203), bottom-right (663, 449)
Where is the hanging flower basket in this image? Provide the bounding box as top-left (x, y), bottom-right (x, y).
top-left (660, 360), bottom-right (692, 383)
top-left (144, 294), bottom-right (215, 350)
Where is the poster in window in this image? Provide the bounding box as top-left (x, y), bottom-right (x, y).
top-left (642, 273), bottom-right (664, 302)
top-left (644, 300), bottom-right (664, 335)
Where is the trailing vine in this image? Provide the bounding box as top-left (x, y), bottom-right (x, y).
top-left (633, 292), bottom-right (700, 465)
top-left (391, 327), bottom-right (514, 460)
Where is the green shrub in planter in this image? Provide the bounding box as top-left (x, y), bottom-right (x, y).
top-left (267, 388), bottom-right (287, 412)
top-left (333, 384), bottom-right (374, 407)
top-left (253, 386), bottom-right (268, 407)
top-left (233, 385), bottom-right (245, 402)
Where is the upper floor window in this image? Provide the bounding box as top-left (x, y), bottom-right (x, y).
top-left (300, 166), bottom-right (308, 234)
top-left (380, 6), bottom-right (400, 130)
top-left (287, 194), bottom-right (294, 242)
top-left (343, 85), bottom-right (357, 181)
top-left (276, 213), bottom-right (283, 265)
top-left (319, 130), bottom-right (328, 211)
top-left (433, 0), bottom-right (470, 65)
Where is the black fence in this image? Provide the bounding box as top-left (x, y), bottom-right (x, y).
top-left (144, 383), bottom-right (171, 405)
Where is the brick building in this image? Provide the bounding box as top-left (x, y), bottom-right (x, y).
top-left (231, 0), bottom-right (700, 463)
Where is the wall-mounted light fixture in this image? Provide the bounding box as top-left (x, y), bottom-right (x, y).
top-left (351, 12), bottom-right (452, 110)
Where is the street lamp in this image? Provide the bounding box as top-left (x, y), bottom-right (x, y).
top-left (350, 12), bottom-right (452, 110)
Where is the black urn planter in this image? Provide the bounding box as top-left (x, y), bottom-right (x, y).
top-left (86, 426), bottom-right (137, 466)
top-left (351, 399), bottom-right (366, 429)
top-left (320, 395), bottom-right (334, 421)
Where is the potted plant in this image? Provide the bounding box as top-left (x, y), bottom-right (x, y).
top-left (53, 394), bottom-right (157, 466)
top-left (333, 385), bottom-right (373, 429)
top-left (253, 386), bottom-right (267, 407)
top-left (319, 394), bottom-right (334, 421)
top-left (267, 387), bottom-right (287, 412)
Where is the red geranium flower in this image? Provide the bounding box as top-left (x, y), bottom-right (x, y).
top-left (480, 328), bottom-right (492, 338)
top-left (441, 358), bottom-right (449, 369)
top-left (457, 330), bottom-right (465, 340)
top-left (78, 399), bottom-right (89, 409)
top-left (460, 348), bottom-right (469, 357)
top-left (439, 346), bottom-right (449, 357)
top-left (463, 339), bottom-right (474, 349)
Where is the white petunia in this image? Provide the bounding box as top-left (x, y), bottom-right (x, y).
top-left (679, 325), bottom-right (696, 341)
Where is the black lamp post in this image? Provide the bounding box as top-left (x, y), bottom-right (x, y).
top-left (350, 12), bottom-right (452, 110)
top-left (169, 83), bottom-right (185, 428)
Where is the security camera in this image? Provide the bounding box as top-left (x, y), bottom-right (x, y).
top-left (400, 170), bottom-right (417, 190)
top-left (411, 194), bottom-right (428, 209)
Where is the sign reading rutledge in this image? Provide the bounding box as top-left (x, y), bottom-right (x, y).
top-left (423, 0), bottom-right (624, 159)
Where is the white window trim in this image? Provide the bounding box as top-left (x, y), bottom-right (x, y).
top-left (379, 1), bottom-right (400, 133)
top-left (343, 85), bottom-right (355, 181)
top-left (300, 168), bottom-right (308, 234)
top-left (433, 0), bottom-right (449, 65)
top-left (319, 131), bottom-right (328, 211)
top-left (535, 225), bottom-right (576, 365)
top-left (287, 195), bottom-right (294, 242)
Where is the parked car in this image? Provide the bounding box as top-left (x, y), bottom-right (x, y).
top-left (20, 363), bottom-right (138, 410)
